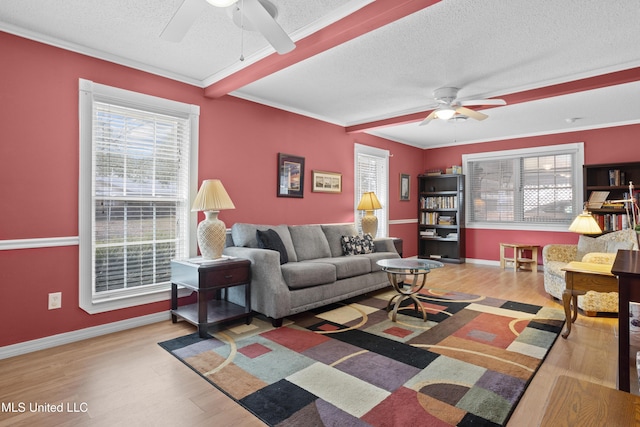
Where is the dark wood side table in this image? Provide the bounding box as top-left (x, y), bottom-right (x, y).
top-left (612, 249), bottom-right (640, 392)
top-left (171, 258), bottom-right (251, 338)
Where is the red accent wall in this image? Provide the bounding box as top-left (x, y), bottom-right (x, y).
top-left (0, 32), bottom-right (424, 347)
top-left (2, 29), bottom-right (637, 348)
top-left (422, 125), bottom-right (640, 261)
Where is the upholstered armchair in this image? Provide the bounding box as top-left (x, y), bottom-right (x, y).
top-left (542, 229), bottom-right (638, 315)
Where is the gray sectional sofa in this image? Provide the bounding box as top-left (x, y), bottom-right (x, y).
top-left (223, 223), bottom-right (400, 326)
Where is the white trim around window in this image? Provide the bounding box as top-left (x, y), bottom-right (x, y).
top-left (78, 79), bottom-right (199, 314)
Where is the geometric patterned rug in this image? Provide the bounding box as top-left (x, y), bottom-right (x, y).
top-left (159, 288), bottom-right (565, 426)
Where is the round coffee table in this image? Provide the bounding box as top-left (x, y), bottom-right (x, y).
top-left (376, 258), bottom-right (444, 322)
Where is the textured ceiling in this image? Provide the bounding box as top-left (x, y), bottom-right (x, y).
top-left (1, 0), bottom-right (639, 148)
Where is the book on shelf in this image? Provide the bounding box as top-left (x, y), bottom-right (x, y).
top-left (608, 169), bottom-right (626, 186)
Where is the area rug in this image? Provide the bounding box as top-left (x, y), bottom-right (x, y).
top-left (159, 288), bottom-right (564, 426)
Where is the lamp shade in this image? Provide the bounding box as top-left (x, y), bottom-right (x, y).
top-left (357, 192), bottom-right (382, 211)
top-left (569, 211), bottom-right (602, 235)
top-left (191, 179), bottom-right (235, 212)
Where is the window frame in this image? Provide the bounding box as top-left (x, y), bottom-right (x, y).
top-left (78, 79), bottom-right (199, 314)
top-left (354, 143), bottom-right (389, 237)
top-left (462, 143), bottom-right (584, 232)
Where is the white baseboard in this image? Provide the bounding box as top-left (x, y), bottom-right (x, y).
top-left (0, 311), bottom-right (171, 360)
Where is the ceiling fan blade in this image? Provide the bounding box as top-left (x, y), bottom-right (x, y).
top-left (460, 98), bottom-right (507, 107)
top-left (456, 106), bottom-right (488, 121)
top-left (239, 0), bottom-right (295, 54)
top-left (418, 110), bottom-right (438, 126)
top-left (161, 0), bottom-right (209, 42)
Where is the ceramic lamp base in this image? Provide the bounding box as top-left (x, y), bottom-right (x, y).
top-left (361, 211), bottom-right (378, 238)
top-left (197, 211), bottom-right (226, 259)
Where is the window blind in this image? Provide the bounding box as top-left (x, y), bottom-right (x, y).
top-left (92, 102), bottom-right (190, 298)
top-left (464, 144), bottom-right (582, 229)
top-left (355, 145), bottom-right (389, 237)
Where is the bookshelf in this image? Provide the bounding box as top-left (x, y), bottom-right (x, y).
top-left (418, 174), bottom-right (465, 263)
top-left (584, 162), bottom-right (640, 232)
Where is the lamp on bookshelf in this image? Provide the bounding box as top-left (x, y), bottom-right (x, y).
top-left (357, 192), bottom-right (382, 238)
top-left (569, 205), bottom-right (601, 235)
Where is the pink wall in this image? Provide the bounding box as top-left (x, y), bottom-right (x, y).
top-left (0, 32), bottom-right (424, 347)
top-left (422, 125), bottom-right (640, 261)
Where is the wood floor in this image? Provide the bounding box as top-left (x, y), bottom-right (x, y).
top-left (0, 263), bottom-right (629, 426)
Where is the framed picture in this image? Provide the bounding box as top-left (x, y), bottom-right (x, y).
top-left (312, 170), bottom-right (342, 193)
top-left (277, 153), bottom-right (305, 198)
top-left (400, 173), bottom-right (410, 201)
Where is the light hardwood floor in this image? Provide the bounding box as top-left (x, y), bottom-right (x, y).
top-left (0, 263), bottom-right (629, 426)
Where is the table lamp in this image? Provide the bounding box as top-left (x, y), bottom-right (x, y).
top-left (357, 192), bottom-right (382, 237)
top-left (191, 179), bottom-right (235, 259)
top-left (568, 205), bottom-right (601, 235)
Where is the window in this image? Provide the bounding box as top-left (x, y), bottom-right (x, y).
top-left (463, 143), bottom-right (584, 231)
top-left (79, 79), bottom-right (199, 313)
top-left (354, 144), bottom-right (389, 237)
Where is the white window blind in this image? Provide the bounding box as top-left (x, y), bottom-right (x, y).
top-left (463, 143), bottom-right (584, 230)
top-left (354, 144), bottom-right (389, 237)
top-left (79, 79), bottom-right (199, 313)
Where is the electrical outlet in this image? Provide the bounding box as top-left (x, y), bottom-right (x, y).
top-left (48, 292), bottom-right (62, 310)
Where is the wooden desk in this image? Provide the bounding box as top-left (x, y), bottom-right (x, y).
top-left (612, 249), bottom-right (640, 392)
top-left (540, 375), bottom-right (640, 426)
top-left (561, 261), bottom-right (617, 339)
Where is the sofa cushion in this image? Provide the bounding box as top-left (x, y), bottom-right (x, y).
top-left (341, 234), bottom-right (375, 255)
top-left (281, 262), bottom-right (336, 289)
top-left (321, 224), bottom-right (359, 257)
top-left (576, 234), bottom-right (636, 261)
top-left (309, 256), bottom-right (371, 279)
top-left (581, 252), bottom-right (617, 265)
top-left (289, 225), bottom-right (331, 261)
top-left (362, 251), bottom-right (402, 271)
top-left (256, 229), bottom-right (288, 264)
top-left (231, 223), bottom-right (297, 262)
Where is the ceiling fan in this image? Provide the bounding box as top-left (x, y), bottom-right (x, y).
top-left (419, 87), bottom-right (506, 126)
top-left (161, 0), bottom-right (295, 55)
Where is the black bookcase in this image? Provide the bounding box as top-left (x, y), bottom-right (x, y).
top-left (584, 162), bottom-right (640, 232)
top-left (418, 174), bottom-right (465, 263)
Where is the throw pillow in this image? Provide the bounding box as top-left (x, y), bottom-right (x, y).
top-left (341, 234), bottom-right (375, 256)
top-left (256, 229), bottom-right (288, 264)
top-left (605, 240), bottom-right (634, 253)
top-left (576, 235), bottom-right (606, 261)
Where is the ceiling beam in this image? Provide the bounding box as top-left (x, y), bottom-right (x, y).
top-left (346, 67), bottom-right (640, 133)
top-left (203, 0), bottom-right (441, 99)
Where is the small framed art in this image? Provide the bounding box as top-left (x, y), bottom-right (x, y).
top-left (312, 170), bottom-right (342, 193)
top-left (277, 153), bottom-right (305, 198)
top-left (400, 173), bottom-right (410, 201)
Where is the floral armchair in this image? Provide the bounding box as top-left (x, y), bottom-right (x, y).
top-left (542, 229), bottom-right (638, 314)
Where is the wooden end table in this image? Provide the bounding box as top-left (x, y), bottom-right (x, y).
top-left (170, 257), bottom-right (252, 338)
top-left (561, 261), bottom-right (617, 339)
top-left (499, 243), bottom-right (539, 271)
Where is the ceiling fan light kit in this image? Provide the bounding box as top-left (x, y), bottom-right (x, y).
top-left (419, 87), bottom-right (506, 126)
top-left (206, 0), bottom-right (237, 6)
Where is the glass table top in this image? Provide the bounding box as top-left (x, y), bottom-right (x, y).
top-left (376, 258), bottom-right (444, 273)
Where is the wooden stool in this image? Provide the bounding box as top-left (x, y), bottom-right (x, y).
top-left (499, 243), bottom-right (539, 271)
